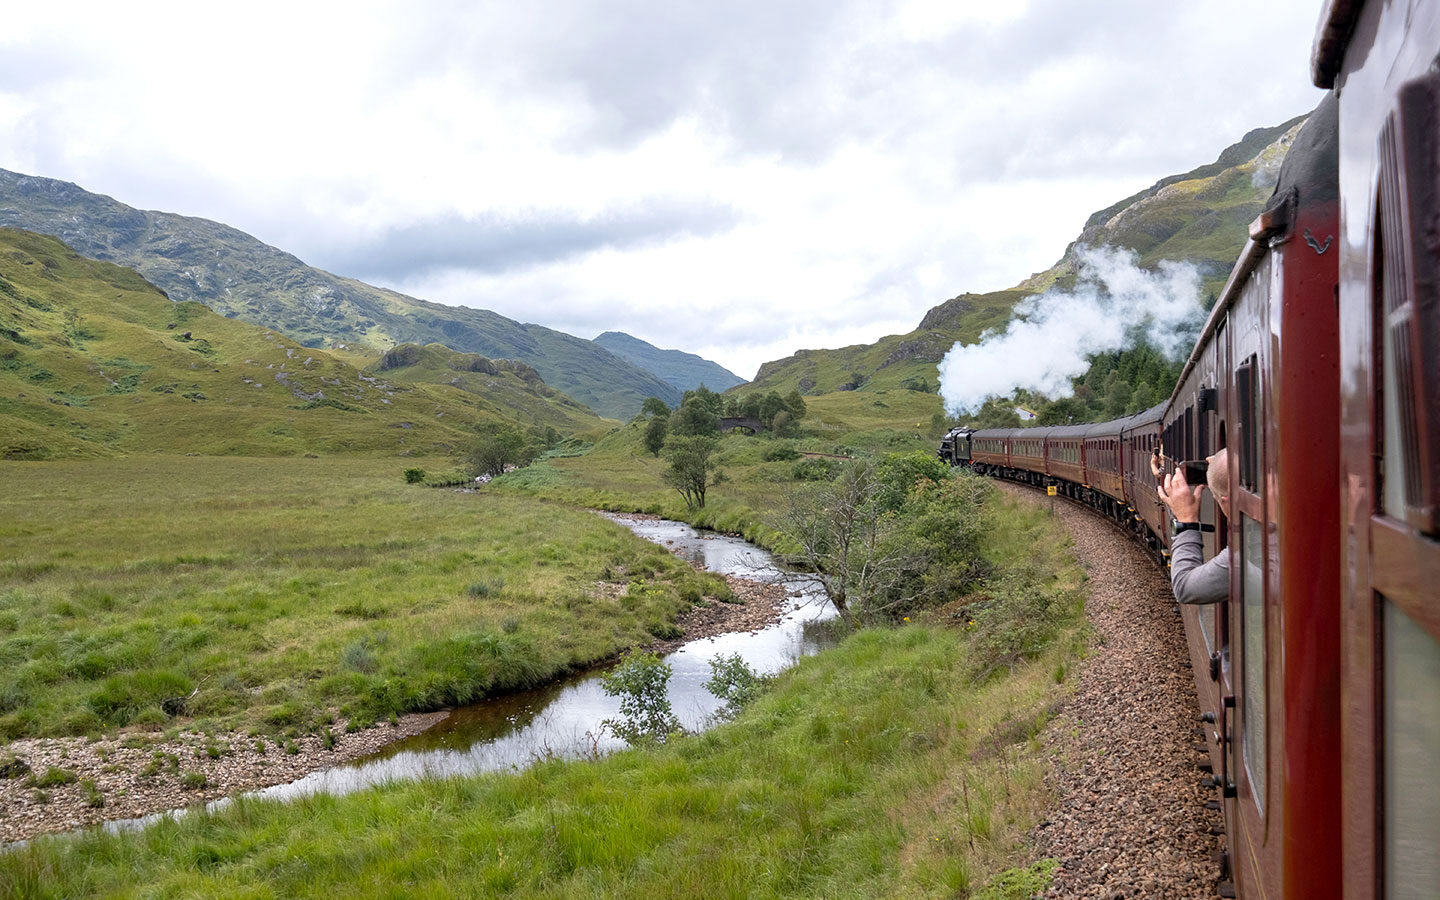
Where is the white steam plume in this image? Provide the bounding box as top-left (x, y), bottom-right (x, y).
top-left (937, 245), bottom-right (1204, 415)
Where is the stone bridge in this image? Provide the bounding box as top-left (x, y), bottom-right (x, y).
top-left (719, 416), bottom-right (765, 433)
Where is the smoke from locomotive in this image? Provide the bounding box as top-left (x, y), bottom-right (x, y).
top-left (936, 245), bottom-right (1206, 414)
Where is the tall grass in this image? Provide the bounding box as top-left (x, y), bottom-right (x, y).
top-left (0, 620), bottom-right (1078, 899)
top-left (0, 456), bottom-right (721, 738)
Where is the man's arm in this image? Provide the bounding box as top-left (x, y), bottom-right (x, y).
top-left (1170, 529), bottom-right (1229, 605)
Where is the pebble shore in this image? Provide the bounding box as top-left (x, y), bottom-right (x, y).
top-left (998, 483), bottom-right (1223, 898)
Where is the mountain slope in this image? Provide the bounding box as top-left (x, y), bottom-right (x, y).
top-left (592, 331), bottom-right (746, 393)
top-left (0, 228), bottom-right (606, 460)
top-left (0, 170), bottom-right (680, 419)
top-left (744, 111), bottom-right (1309, 397)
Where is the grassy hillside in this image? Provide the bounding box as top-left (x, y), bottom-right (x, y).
top-left (593, 331), bottom-right (747, 393)
top-left (0, 229), bottom-right (603, 459)
top-left (0, 170), bottom-right (681, 419)
top-left (743, 113), bottom-right (1310, 402)
top-left (365, 342), bottom-right (611, 435)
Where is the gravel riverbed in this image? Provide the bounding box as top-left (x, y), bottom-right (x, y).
top-left (997, 483), bottom-right (1223, 899)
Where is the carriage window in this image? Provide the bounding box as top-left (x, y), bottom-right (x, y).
top-left (1383, 598), bottom-right (1440, 900)
top-left (1241, 513), bottom-right (1266, 810)
top-left (1237, 357), bottom-right (1258, 492)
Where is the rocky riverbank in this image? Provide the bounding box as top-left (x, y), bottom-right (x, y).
top-left (0, 711), bottom-right (446, 844)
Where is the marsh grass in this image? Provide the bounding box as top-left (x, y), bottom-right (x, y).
top-left (0, 620), bottom-right (1080, 899)
top-left (0, 456), bottom-right (721, 739)
top-left (0, 476), bottom-right (1083, 899)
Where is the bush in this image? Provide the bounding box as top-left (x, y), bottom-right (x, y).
top-left (403, 468), bottom-right (426, 484)
top-left (791, 457), bottom-right (838, 481)
top-left (968, 570), bottom-right (1078, 680)
top-left (30, 767), bottom-right (77, 788)
top-left (600, 650), bottom-right (682, 745)
top-left (704, 653), bottom-right (769, 719)
top-left (762, 444), bottom-right (801, 462)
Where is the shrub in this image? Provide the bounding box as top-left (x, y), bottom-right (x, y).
top-left (791, 457), bottom-right (838, 481)
top-left (704, 653), bottom-right (770, 718)
top-left (403, 468), bottom-right (426, 484)
top-left (600, 650), bottom-right (682, 745)
top-left (762, 444), bottom-right (801, 462)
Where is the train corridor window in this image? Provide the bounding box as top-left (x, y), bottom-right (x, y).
top-left (1382, 598), bottom-right (1440, 900)
top-left (1237, 356), bottom-right (1258, 492)
top-left (1374, 83), bottom-right (1439, 535)
top-left (1241, 514), bottom-right (1266, 811)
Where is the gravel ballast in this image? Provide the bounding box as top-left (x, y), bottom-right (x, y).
top-left (998, 483), bottom-right (1223, 898)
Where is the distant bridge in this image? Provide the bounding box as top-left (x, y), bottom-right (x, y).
top-left (719, 416), bottom-right (765, 433)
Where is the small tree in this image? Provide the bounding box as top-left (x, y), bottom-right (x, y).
top-left (601, 650), bottom-right (682, 745)
top-left (466, 425), bottom-right (536, 479)
top-left (705, 653), bottom-right (768, 720)
top-left (783, 390), bottom-right (807, 420)
top-left (669, 400), bottom-right (720, 437)
top-left (643, 414), bottom-right (669, 456)
top-left (663, 436), bottom-right (718, 508)
top-left (640, 396), bottom-right (672, 419)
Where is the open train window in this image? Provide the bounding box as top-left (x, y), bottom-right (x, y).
top-left (1241, 513), bottom-right (1267, 812)
top-left (1237, 356), bottom-right (1258, 493)
top-left (1373, 76), bottom-right (1440, 535)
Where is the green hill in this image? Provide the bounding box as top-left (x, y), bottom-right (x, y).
top-left (592, 330), bottom-right (746, 393)
top-left (0, 228), bottom-right (606, 460)
top-left (743, 112), bottom-right (1309, 399)
top-left (0, 170), bottom-right (680, 419)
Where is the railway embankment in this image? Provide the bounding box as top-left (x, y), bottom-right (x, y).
top-left (995, 482), bottom-right (1224, 898)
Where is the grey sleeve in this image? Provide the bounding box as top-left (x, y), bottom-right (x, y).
top-left (1170, 529), bottom-right (1229, 605)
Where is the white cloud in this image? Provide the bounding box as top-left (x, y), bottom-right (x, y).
top-left (0, 1), bottom-right (1325, 379)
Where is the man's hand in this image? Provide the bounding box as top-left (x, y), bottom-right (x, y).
top-left (1158, 466), bottom-right (1203, 523)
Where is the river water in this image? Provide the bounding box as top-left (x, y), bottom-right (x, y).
top-left (99, 515), bottom-right (840, 835)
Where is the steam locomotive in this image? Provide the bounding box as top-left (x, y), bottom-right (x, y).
top-left (940, 4), bottom-right (1438, 897)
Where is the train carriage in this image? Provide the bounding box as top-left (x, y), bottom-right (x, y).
top-left (1315, 2), bottom-right (1440, 897)
top-left (1040, 424), bottom-right (1088, 494)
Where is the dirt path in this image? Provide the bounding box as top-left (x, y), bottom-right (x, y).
top-left (996, 482), bottom-right (1223, 898)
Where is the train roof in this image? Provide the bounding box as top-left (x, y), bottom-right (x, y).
top-left (1168, 93), bottom-right (1339, 413)
top-left (1312, 0), bottom-right (1363, 88)
top-left (966, 403), bottom-right (1166, 443)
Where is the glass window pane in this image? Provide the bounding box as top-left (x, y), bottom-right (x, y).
top-left (1380, 315), bottom-right (1408, 515)
top-left (1242, 514), bottom-right (1266, 809)
top-left (1384, 599), bottom-right (1440, 900)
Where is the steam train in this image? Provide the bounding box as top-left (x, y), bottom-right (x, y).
top-left (939, 5), bottom-right (1438, 898)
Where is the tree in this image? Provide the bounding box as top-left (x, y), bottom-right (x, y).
top-left (662, 435), bottom-right (718, 508)
top-left (681, 384), bottom-right (723, 416)
top-left (640, 396), bottom-right (671, 419)
top-left (778, 461), bottom-right (991, 628)
top-left (466, 425), bottom-right (536, 478)
top-left (669, 399), bottom-right (720, 437)
top-left (643, 414), bottom-right (669, 456)
top-left (783, 390), bottom-right (807, 420)
top-left (601, 650), bottom-right (682, 745)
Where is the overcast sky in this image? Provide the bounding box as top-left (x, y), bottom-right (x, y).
top-left (1, 1), bottom-right (1325, 379)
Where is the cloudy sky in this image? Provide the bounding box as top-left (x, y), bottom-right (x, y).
top-left (1, 1), bottom-right (1325, 379)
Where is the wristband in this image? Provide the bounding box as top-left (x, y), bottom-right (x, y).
top-left (1173, 520), bottom-right (1201, 534)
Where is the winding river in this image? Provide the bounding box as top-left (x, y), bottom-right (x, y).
top-left (98, 515), bottom-right (841, 836)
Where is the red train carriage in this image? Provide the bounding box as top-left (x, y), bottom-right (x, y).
top-left (1082, 420), bottom-right (1125, 515)
top-left (1042, 424), bottom-right (1088, 495)
top-left (1315, 2), bottom-right (1440, 897)
top-left (1119, 404), bottom-right (1165, 551)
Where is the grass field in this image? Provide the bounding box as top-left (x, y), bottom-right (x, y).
top-left (491, 391), bottom-right (950, 547)
top-left (1, 486), bottom-right (1085, 899)
top-left (0, 456), bottom-right (727, 740)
